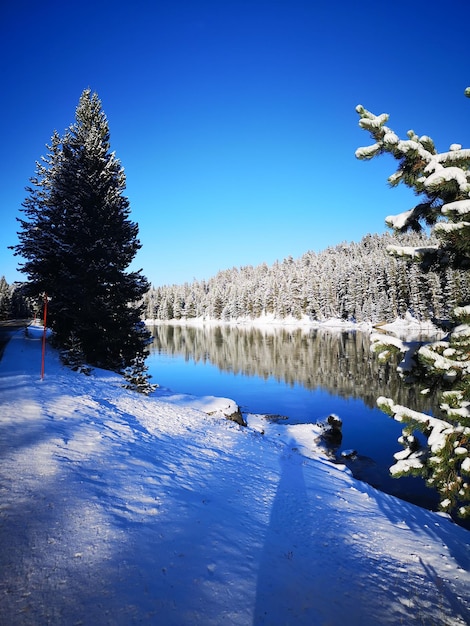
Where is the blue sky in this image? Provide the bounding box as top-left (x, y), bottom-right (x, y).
top-left (1, 0), bottom-right (469, 287)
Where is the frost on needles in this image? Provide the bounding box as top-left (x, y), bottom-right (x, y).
top-left (356, 90), bottom-right (470, 519)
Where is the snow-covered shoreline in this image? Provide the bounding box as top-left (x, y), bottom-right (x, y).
top-left (1, 325), bottom-right (469, 625)
top-left (145, 311), bottom-right (447, 339)
top-left (144, 312), bottom-right (372, 331)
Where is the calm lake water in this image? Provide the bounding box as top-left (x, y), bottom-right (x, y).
top-left (147, 324), bottom-right (440, 512)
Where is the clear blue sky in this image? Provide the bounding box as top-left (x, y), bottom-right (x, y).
top-left (1, 0), bottom-right (469, 287)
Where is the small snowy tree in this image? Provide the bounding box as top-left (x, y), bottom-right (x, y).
top-left (59, 331), bottom-right (92, 375)
top-left (122, 352), bottom-right (158, 395)
top-left (12, 89), bottom-right (151, 371)
top-left (356, 90), bottom-right (470, 518)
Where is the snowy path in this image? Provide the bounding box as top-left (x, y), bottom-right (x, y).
top-left (0, 327), bottom-right (469, 625)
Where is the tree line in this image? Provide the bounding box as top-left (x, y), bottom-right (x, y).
top-left (143, 231), bottom-right (470, 324)
top-left (0, 277), bottom-right (32, 320)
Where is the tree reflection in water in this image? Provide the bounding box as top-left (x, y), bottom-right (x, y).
top-left (148, 325), bottom-right (440, 414)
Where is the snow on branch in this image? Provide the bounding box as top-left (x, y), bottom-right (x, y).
top-left (370, 332), bottom-right (420, 373)
top-left (424, 166), bottom-right (470, 194)
top-left (418, 343), bottom-right (470, 377)
top-left (441, 199), bottom-right (470, 216)
top-left (355, 143), bottom-right (382, 159)
top-left (390, 447), bottom-right (424, 475)
top-left (436, 148), bottom-right (470, 164)
top-left (356, 104), bottom-right (470, 203)
top-left (396, 139), bottom-right (431, 160)
top-left (385, 209), bottom-right (414, 230)
top-left (434, 221), bottom-right (470, 234)
top-left (356, 109), bottom-right (389, 130)
top-left (370, 333), bottom-right (405, 351)
top-left (385, 244), bottom-right (439, 260)
top-left (383, 131), bottom-right (399, 145)
top-left (454, 305), bottom-right (470, 319)
top-left (377, 396), bottom-right (454, 453)
top-left (388, 170), bottom-right (404, 185)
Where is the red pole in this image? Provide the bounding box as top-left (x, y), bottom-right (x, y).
top-left (41, 293), bottom-right (48, 380)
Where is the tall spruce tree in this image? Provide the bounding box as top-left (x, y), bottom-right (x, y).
top-left (13, 89), bottom-right (150, 371)
top-left (356, 90), bottom-right (470, 519)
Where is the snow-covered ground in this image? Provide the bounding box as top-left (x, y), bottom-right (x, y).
top-left (1, 325), bottom-right (469, 625)
top-left (145, 311), bottom-right (448, 340)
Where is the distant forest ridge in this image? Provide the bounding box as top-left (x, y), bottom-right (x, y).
top-left (145, 231), bottom-right (470, 324)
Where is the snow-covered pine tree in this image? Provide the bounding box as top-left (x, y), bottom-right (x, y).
top-left (12, 89), bottom-right (150, 371)
top-left (356, 90), bottom-right (470, 518)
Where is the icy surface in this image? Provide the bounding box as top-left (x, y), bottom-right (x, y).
top-left (0, 325), bottom-right (469, 625)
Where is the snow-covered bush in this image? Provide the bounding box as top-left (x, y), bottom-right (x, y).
top-left (59, 331), bottom-right (92, 375)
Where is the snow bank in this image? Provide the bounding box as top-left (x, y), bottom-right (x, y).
top-left (377, 313), bottom-right (446, 340)
top-left (1, 326), bottom-right (469, 625)
top-left (145, 314), bottom-right (373, 332)
top-left (146, 313), bottom-right (447, 337)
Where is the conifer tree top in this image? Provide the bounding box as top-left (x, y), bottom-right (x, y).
top-left (72, 89), bottom-right (111, 151)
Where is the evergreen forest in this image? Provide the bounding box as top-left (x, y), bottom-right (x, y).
top-left (0, 278), bottom-right (31, 320)
top-left (143, 232), bottom-right (470, 325)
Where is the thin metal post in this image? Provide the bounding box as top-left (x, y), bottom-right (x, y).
top-left (41, 293), bottom-right (48, 380)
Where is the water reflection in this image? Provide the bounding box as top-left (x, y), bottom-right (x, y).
top-left (148, 324), bottom-right (440, 418)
